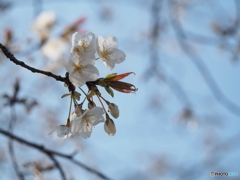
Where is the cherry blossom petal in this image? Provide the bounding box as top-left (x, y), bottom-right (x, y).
top-left (80, 64), bottom-right (99, 81)
top-left (104, 36), bottom-right (118, 49)
top-left (97, 36), bottom-right (104, 53)
top-left (109, 49), bottom-right (126, 63)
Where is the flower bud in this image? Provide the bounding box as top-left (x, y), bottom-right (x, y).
top-left (108, 103), bottom-right (119, 118)
top-left (104, 117), bottom-right (116, 136)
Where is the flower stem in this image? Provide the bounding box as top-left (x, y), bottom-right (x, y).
top-left (79, 87), bottom-right (88, 96)
top-left (99, 95), bottom-right (110, 104)
top-left (79, 88), bottom-right (89, 105)
top-left (97, 95), bottom-right (107, 114)
top-left (67, 95), bottom-right (73, 125)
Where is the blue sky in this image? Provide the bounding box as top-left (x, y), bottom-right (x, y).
top-left (0, 0), bottom-right (240, 180)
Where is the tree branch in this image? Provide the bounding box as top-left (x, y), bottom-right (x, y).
top-left (0, 43), bottom-right (66, 83)
top-left (169, 0), bottom-right (240, 117)
top-left (8, 100), bottom-right (25, 180)
top-left (145, 0), bottom-right (190, 107)
top-left (0, 128), bottom-right (111, 180)
top-left (48, 155), bottom-right (67, 180)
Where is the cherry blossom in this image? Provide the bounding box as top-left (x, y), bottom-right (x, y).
top-left (65, 50), bottom-right (99, 87)
top-left (97, 35), bottom-right (126, 70)
top-left (71, 107), bottom-right (105, 139)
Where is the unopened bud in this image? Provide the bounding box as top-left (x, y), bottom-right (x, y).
top-left (108, 103), bottom-right (119, 118)
top-left (104, 115), bottom-right (116, 136)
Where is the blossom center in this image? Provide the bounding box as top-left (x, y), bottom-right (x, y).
top-left (73, 62), bottom-right (83, 74)
top-left (81, 40), bottom-right (90, 52)
top-left (84, 117), bottom-right (92, 131)
top-left (73, 46), bottom-right (81, 52)
top-left (101, 49), bottom-right (111, 60)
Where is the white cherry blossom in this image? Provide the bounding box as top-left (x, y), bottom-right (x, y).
top-left (97, 35), bottom-right (126, 70)
top-left (70, 107), bottom-right (105, 139)
top-left (71, 32), bottom-right (96, 56)
top-left (65, 49), bottom-right (99, 87)
top-left (41, 38), bottom-right (68, 61)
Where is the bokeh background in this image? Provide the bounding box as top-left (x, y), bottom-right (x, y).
top-left (0, 0), bottom-right (240, 180)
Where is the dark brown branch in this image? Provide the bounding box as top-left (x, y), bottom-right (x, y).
top-left (169, 0), bottom-right (240, 117)
top-left (0, 43), bottom-right (66, 83)
top-left (0, 128), bottom-right (111, 180)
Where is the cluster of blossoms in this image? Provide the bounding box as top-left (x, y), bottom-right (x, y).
top-left (50, 32), bottom-right (137, 139)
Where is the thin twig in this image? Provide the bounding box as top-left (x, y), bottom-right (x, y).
top-left (0, 43), bottom-right (66, 83)
top-left (0, 128), bottom-right (111, 180)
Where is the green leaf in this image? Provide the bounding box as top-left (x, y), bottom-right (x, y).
top-left (97, 79), bottom-right (107, 87)
top-left (105, 87), bottom-right (114, 97)
top-left (61, 93), bottom-right (70, 98)
top-left (87, 91), bottom-right (95, 99)
top-left (105, 73), bottom-right (117, 79)
top-left (74, 91), bottom-right (81, 101)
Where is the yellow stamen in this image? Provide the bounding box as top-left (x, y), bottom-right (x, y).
top-left (81, 40), bottom-right (90, 52)
top-left (73, 62), bottom-right (83, 74)
top-left (101, 49), bottom-right (111, 59)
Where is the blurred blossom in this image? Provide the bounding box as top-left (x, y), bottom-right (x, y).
top-left (31, 11), bottom-right (56, 40)
top-left (41, 38), bottom-right (68, 61)
top-left (34, 169), bottom-right (42, 180)
top-left (187, 118), bottom-right (198, 132)
top-left (61, 16), bottom-right (87, 40)
top-left (177, 108), bottom-right (198, 132)
top-left (97, 35), bottom-right (126, 70)
top-left (4, 28), bottom-right (13, 46)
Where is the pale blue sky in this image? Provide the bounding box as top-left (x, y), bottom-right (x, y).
top-left (0, 0), bottom-right (239, 180)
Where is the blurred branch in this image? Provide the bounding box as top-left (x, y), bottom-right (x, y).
top-left (145, 0), bottom-right (161, 79)
top-left (8, 106), bottom-right (25, 180)
top-left (156, 69), bottom-right (190, 106)
top-left (0, 43), bottom-right (66, 83)
top-left (178, 131), bottom-right (240, 180)
top-left (0, 128), bottom-right (111, 180)
top-left (47, 155), bottom-right (67, 180)
top-left (145, 0), bottom-right (190, 107)
top-left (169, 0), bottom-right (240, 117)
